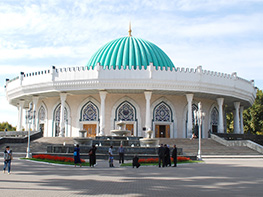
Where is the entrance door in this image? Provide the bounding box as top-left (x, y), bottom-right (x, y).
top-left (155, 125), bottom-right (170, 138)
top-left (83, 124), bottom-right (97, 137)
top-left (39, 124), bottom-right (44, 136)
top-left (126, 124), bottom-right (134, 136)
top-left (212, 125), bottom-right (218, 133)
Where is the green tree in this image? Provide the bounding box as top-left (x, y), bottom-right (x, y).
top-left (0, 122), bottom-right (16, 131)
top-left (226, 112), bottom-right (234, 133)
top-left (243, 89), bottom-right (263, 135)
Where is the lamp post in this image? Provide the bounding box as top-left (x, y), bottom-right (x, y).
top-left (26, 102), bottom-right (34, 158)
top-left (194, 102), bottom-right (205, 160)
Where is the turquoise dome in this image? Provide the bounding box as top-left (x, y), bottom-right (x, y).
top-left (86, 36), bottom-right (175, 71)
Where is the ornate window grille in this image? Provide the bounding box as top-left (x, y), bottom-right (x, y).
top-left (211, 107), bottom-right (219, 126)
top-left (38, 106), bottom-right (46, 121)
top-left (54, 104), bottom-right (68, 137)
top-left (154, 102), bottom-right (171, 122)
top-left (117, 102), bottom-right (135, 121)
top-left (81, 102), bottom-right (98, 121)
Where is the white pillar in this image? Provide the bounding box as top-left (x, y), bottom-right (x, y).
top-left (234, 102), bottom-right (240, 134)
top-left (59, 93), bottom-right (67, 137)
top-left (144, 91), bottom-right (152, 137)
top-left (240, 106), bottom-right (244, 134)
top-left (99, 91), bottom-right (107, 136)
top-left (17, 100), bottom-right (25, 131)
top-left (186, 94), bottom-right (194, 138)
top-left (32, 96), bottom-right (39, 131)
top-left (217, 98), bottom-right (224, 133)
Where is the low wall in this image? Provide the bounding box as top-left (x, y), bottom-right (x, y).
top-left (0, 131), bottom-right (43, 145)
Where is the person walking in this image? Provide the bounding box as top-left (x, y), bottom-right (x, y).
top-left (3, 146), bottom-right (13, 174)
top-left (118, 144), bottom-right (125, 164)
top-left (158, 144), bottom-right (165, 168)
top-left (172, 144), bottom-right (177, 167)
top-left (89, 145), bottom-right (97, 167)
top-left (73, 144), bottom-right (82, 167)
top-left (108, 146), bottom-right (114, 167)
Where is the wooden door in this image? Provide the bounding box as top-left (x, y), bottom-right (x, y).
top-left (155, 125), bottom-right (160, 138)
top-left (126, 124), bottom-right (134, 136)
top-left (83, 124), bottom-right (97, 137)
top-left (165, 125), bottom-right (170, 138)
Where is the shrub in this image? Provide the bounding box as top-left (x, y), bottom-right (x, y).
top-left (138, 156), bottom-right (191, 163)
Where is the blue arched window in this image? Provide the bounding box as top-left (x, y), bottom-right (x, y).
top-left (154, 102), bottom-right (172, 122)
top-left (80, 102), bottom-right (99, 121)
top-left (116, 101), bottom-right (135, 121)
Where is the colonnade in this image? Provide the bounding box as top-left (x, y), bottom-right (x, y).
top-left (17, 92), bottom-right (245, 136)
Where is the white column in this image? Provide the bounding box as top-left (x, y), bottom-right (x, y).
top-left (59, 93), bottom-right (67, 137)
top-left (240, 106), bottom-right (244, 134)
top-left (17, 100), bottom-right (25, 131)
top-left (32, 96), bottom-right (39, 131)
top-left (234, 102), bottom-right (240, 134)
top-left (144, 91), bottom-right (152, 136)
top-left (99, 91), bottom-right (107, 136)
top-left (186, 94), bottom-right (194, 138)
top-left (217, 98), bottom-right (224, 133)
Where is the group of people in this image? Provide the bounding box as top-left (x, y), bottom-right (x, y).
top-left (74, 143), bottom-right (178, 168)
top-left (158, 144), bottom-right (177, 167)
top-left (73, 144), bottom-right (97, 167)
top-left (3, 144), bottom-right (177, 171)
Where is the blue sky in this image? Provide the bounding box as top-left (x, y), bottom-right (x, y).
top-left (1, 0), bottom-right (263, 127)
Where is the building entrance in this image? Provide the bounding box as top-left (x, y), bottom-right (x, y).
top-left (83, 124), bottom-right (97, 137)
top-left (126, 124), bottom-right (134, 136)
top-left (155, 125), bottom-right (170, 138)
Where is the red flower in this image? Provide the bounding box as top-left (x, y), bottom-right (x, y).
top-left (32, 154), bottom-right (85, 163)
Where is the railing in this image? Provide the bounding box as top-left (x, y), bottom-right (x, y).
top-left (211, 133), bottom-right (263, 154)
top-left (212, 133), bottom-right (263, 145)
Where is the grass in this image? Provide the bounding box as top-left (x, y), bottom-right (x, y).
top-left (21, 158), bottom-right (90, 166)
top-left (121, 160), bottom-right (203, 167)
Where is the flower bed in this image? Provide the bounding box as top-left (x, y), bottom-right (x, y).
top-left (138, 156), bottom-right (191, 163)
top-left (33, 154), bottom-right (86, 163)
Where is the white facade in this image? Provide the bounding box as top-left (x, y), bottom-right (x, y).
top-left (5, 64), bottom-right (256, 138)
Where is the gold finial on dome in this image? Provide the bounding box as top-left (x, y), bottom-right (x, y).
top-left (128, 21), bottom-right (132, 37)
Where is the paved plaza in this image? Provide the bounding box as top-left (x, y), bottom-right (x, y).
top-left (1, 158), bottom-right (263, 197)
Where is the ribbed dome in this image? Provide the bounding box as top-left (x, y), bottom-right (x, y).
top-left (86, 36), bottom-right (175, 70)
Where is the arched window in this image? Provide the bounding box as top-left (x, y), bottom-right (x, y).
top-left (53, 104), bottom-right (68, 137)
top-left (154, 102), bottom-right (171, 122)
top-left (211, 107), bottom-right (219, 133)
top-left (116, 101), bottom-right (135, 121)
top-left (185, 104), bottom-right (199, 138)
top-left (80, 102), bottom-right (98, 121)
top-left (38, 106), bottom-right (46, 121)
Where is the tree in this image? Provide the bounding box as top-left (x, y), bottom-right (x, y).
top-left (226, 112), bottom-right (234, 133)
top-left (0, 122), bottom-right (16, 131)
top-left (243, 89), bottom-right (263, 135)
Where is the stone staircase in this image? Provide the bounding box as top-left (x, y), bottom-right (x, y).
top-left (158, 138), bottom-right (261, 156)
top-left (0, 137), bottom-right (261, 156)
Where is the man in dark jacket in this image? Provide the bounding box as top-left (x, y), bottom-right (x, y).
top-left (172, 144), bottom-right (177, 167)
top-left (158, 144), bottom-right (165, 167)
top-left (89, 145), bottom-right (97, 167)
top-left (164, 144), bottom-right (171, 167)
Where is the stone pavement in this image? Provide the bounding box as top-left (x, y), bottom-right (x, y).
top-left (1, 158), bottom-right (263, 197)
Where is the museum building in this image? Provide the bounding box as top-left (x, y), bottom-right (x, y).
top-left (5, 29), bottom-right (256, 139)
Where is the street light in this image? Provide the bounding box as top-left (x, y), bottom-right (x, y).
top-left (194, 102), bottom-right (205, 160)
top-left (26, 102), bottom-right (34, 158)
